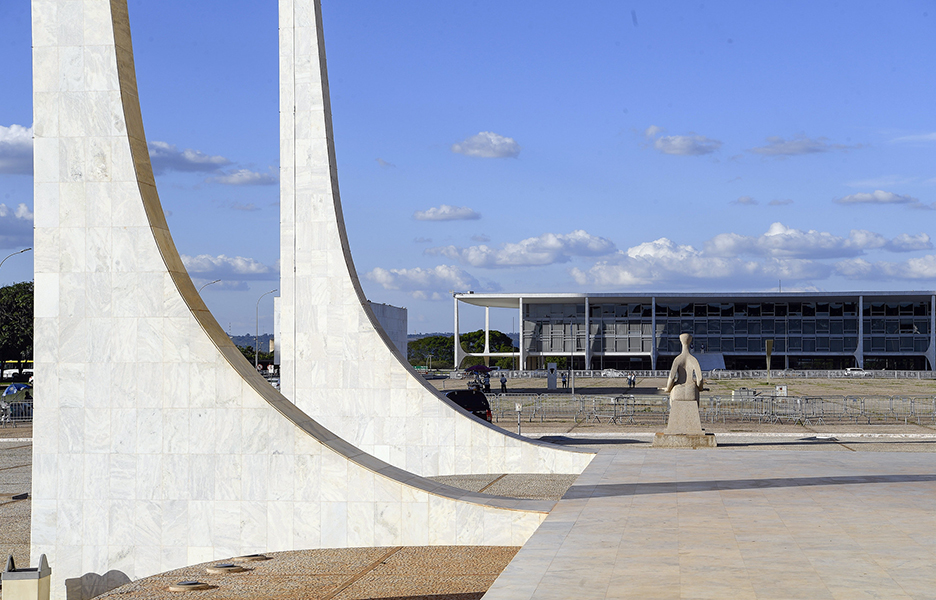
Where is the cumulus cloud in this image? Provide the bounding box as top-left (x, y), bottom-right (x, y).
top-left (0, 124), bottom-right (33, 175)
top-left (703, 222), bottom-right (929, 259)
top-left (748, 135), bottom-right (862, 157)
top-left (835, 190), bottom-right (933, 209)
top-left (0, 203), bottom-right (34, 249)
top-left (148, 141), bottom-right (231, 174)
top-left (653, 134), bottom-right (722, 156)
top-left (427, 230), bottom-right (616, 268)
top-left (451, 132), bottom-right (521, 158)
top-left (366, 264), bottom-right (497, 299)
top-left (209, 168), bottom-right (277, 186)
top-left (733, 196), bottom-right (757, 205)
top-left (643, 125), bottom-right (663, 138)
top-left (414, 204), bottom-right (481, 221)
top-left (571, 238), bottom-right (830, 288)
top-left (836, 255), bottom-right (936, 281)
top-left (768, 199), bottom-right (794, 206)
top-left (181, 254), bottom-right (277, 280)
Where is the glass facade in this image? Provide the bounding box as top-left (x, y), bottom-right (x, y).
top-left (510, 294), bottom-right (935, 371)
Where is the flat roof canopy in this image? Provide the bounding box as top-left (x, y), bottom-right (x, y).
top-left (454, 291), bottom-right (936, 309)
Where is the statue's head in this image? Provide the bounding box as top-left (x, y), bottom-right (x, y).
top-left (679, 333), bottom-right (692, 346)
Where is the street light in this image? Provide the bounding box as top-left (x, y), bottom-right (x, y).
top-left (255, 289), bottom-right (277, 370)
top-left (427, 353), bottom-right (433, 371)
top-left (0, 247), bottom-right (32, 271)
top-left (198, 279), bottom-right (221, 293)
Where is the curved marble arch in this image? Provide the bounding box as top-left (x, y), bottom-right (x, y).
top-left (278, 0), bottom-right (593, 477)
top-left (30, 1), bottom-right (554, 597)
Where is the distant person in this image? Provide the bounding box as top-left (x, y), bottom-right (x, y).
top-left (561, 373), bottom-right (568, 388)
top-left (483, 373), bottom-right (491, 393)
top-left (500, 374), bottom-right (507, 393)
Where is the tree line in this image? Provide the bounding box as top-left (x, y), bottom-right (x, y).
top-left (408, 330), bottom-right (518, 369)
top-left (0, 282), bottom-right (33, 374)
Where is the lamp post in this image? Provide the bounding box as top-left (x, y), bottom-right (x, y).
top-left (198, 279), bottom-right (221, 293)
top-left (427, 353), bottom-right (433, 371)
top-left (0, 247), bottom-right (32, 271)
top-left (255, 289), bottom-right (277, 370)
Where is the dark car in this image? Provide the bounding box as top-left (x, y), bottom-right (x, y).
top-left (445, 390), bottom-right (493, 423)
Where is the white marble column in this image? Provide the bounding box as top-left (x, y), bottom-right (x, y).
top-left (31, 1), bottom-right (553, 597)
top-left (276, 0), bottom-right (592, 476)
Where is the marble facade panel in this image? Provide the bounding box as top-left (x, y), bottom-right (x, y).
top-left (32, 2), bottom-right (556, 599)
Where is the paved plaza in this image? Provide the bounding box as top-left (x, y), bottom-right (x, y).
top-left (485, 442), bottom-right (936, 600)
top-left (5, 425), bottom-right (936, 599)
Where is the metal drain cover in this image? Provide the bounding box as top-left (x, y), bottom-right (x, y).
top-left (169, 581), bottom-right (211, 592)
top-left (206, 563), bottom-right (245, 574)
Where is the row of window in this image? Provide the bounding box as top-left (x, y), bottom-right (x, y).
top-left (523, 300), bottom-right (933, 320)
top-left (527, 318), bottom-right (932, 337)
top-left (528, 336), bottom-right (932, 354)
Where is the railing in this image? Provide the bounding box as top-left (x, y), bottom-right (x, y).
top-left (451, 369), bottom-right (936, 380)
top-left (0, 400), bottom-right (32, 427)
top-left (486, 392), bottom-right (936, 426)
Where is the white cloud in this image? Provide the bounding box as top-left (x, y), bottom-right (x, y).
top-left (181, 254), bottom-right (277, 280)
top-left (414, 204), bottom-right (481, 221)
top-left (748, 135), bottom-right (862, 157)
top-left (835, 190), bottom-right (933, 209)
top-left (643, 125), bottom-right (663, 138)
top-left (209, 168), bottom-right (277, 186)
top-left (768, 199), bottom-right (794, 206)
top-left (376, 158), bottom-right (395, 168)
top-left (733, 196), bottom-right (757, 205)
top-left (427, 230), bottom-right (616, 268)
top-left (703, 222), bottom-right (925, 259)
top-left (148, 141), bottom-right (231, 174)
top-left (653, 134), bottom-right (721, 156)
top-left (0, 203), bottom-right (34, 249)
top-left (365, 264), bottom-right (495, 299)
top-left (836, 255), bottom-right (936, 281)
top-left (470, 234), bottom-right (491, 242)
top-left (890, 132), bottom-right (936, 143)
top-left (571, 237), bottom-right (830, 288)
top-left (889, 233), bottom-right (932, 252)
top-left (0, 124), bottom-right (33, 175)
top-left (451, 131), bottom-right (521, 158)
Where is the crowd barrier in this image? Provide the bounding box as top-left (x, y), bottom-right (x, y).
top-left (488, 393), bottom-right (936, 426)
top-left (0, 400), bottom-right (32, 427)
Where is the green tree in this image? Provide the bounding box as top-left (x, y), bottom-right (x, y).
top-left (407, 330), bottom-right (519, 369)
top-left (408, 335), bottom-right (454, 369)
top-left (0, 281), bottom-right (33, 372)
top-left (238, 345), bottom-right (274, 366)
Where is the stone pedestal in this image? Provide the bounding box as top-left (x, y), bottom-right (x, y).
top-left (652, 432), bottom-right (718, 448)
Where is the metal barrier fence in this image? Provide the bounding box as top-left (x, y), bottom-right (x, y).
top-left (0, 400), bottom-right (32, 427)
top-left (486, 393), bottom-right (936, 426)
top-left (453, 369), bottom-right (936, 381)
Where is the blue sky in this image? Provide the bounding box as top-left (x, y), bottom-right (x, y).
top-left (1, 1), bottom-right (935, 336)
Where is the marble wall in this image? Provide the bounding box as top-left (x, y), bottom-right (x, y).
top-left (276, 0), bottom-right (593, 477)
top-left (31, 1), bottom-right (552, 597)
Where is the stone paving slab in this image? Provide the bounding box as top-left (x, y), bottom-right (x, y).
top-left (484, 447), bottom-right (936, 600)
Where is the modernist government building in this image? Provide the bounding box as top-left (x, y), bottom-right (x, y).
top-left (454, 292), bottom-right (936, 372)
